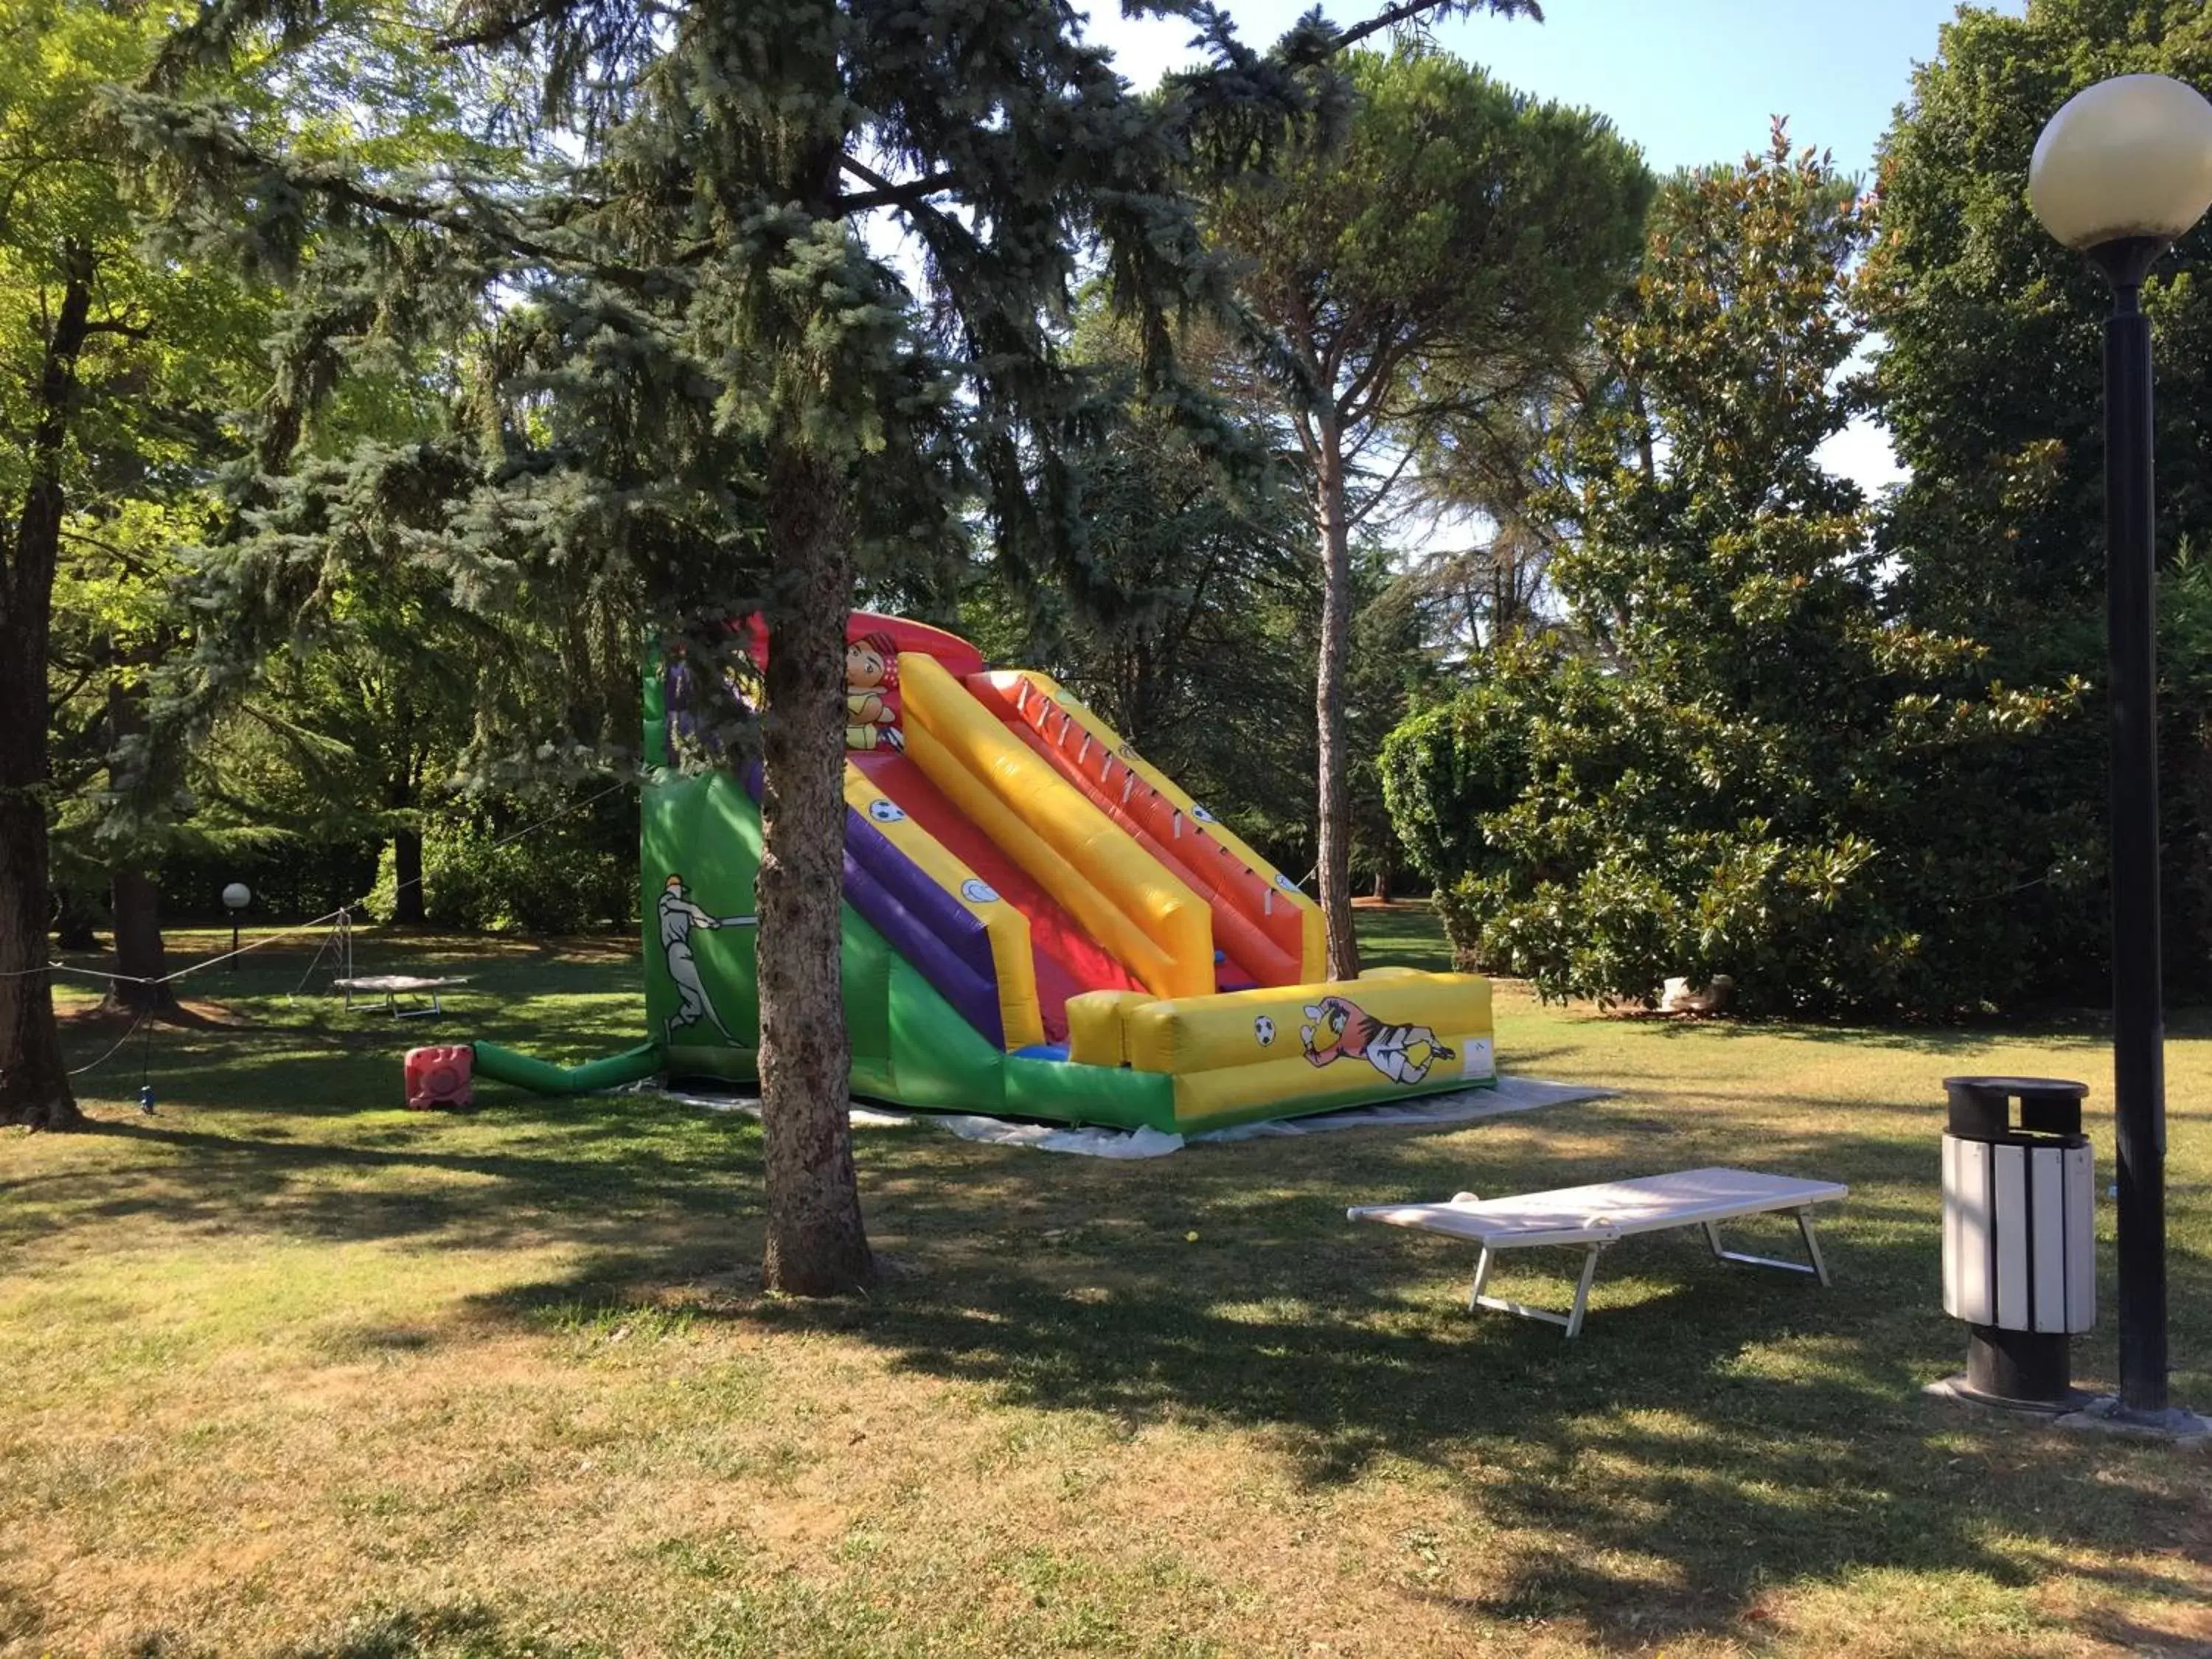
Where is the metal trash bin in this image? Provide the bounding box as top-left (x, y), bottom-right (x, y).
top-left (1940, 1075), bottom-right (2095, 1411)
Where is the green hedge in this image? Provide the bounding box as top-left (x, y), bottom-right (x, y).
top-left (159, 840), bottom-right (383, 924)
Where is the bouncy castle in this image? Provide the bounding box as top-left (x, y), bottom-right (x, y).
top-left (471, 613), bottom-right (1495, 1135)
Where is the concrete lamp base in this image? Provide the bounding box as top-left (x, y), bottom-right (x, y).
top-left (1922, 1375), bottom-right (2093, 1420)
top-left (2053, 1395), bottom-right (2211, 1446)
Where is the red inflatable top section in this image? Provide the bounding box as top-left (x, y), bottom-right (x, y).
top-left (732, 612), bottom-right (984, 680)
top-left (845, 613), bottom-right (985, 678)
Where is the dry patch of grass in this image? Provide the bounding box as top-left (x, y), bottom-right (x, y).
top-left (2, 917), bottom-right (2209, 1656)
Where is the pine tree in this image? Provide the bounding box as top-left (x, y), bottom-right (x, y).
top-left (122, 0), bottom-right (1498, 1286)
top-left (1200, 45), bottom-right (1649, 977)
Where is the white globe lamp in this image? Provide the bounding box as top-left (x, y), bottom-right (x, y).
top-left (222, 882), bottom-right (251, 972)
top-left (2029, 74), bottom-right (2212, 260)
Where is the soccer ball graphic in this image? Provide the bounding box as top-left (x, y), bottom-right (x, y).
top-left (1253, 1015), bottom-right (1276, 1046)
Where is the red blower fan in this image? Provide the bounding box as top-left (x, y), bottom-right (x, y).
top-left (404, 1044), bottom-right (474, 1110)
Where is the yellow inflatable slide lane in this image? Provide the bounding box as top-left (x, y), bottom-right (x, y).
top-left (898, 652), bottom-right (1215, 1000)
top-left (1068, 970), bottom-right (1495, 1132)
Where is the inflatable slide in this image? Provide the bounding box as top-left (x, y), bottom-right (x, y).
top-left (629, 613), bottom-right (1495, 1136)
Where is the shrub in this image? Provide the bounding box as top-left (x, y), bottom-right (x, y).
top-left (159, 838), bottom-right (383, 922)
top-left (1380, 641), bottom-right (1573, 971)
top-left (366, 796), bottom-right (636, 933)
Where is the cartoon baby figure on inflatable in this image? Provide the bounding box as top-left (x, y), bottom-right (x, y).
top-left (845, 630), bottom-right (905, 752)
top-left (1300, 993), bottom-right (1455, 1086)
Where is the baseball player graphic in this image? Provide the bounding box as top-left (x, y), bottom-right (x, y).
top-left (658, 873), bottom-right (754, 1044)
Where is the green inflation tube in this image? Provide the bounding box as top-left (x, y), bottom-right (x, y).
top-left (470, 1040), bottom-right (663, 1096)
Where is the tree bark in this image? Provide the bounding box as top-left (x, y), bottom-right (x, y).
top-left (755, 437), bottom-right (874, 1297)
top-left (0, 247), bottom-right (94, 1129)
top-left (391, 824), bottom-right (426, 925)
top-left (52, 891), bottom-right (97, 951)
top-left (1312, 417), bottom-right (1362, 981)
top-left (102, 679), bottom-right (178, 1015)
top-left (105, 867), bottom-right (174, 1014)
top-left (0, 700), bottom-right (76, 1127)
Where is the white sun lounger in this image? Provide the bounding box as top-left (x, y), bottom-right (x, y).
top-left (1348, 1166), bottom-right (1846, 1338)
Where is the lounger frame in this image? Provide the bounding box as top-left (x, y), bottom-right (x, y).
top-left (334, 975), bottom-right (470, 1019)
top-left (1349, 1167), bottom-right (1844, 1339)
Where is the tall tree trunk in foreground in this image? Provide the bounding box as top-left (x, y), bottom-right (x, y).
top-left (0, 665), bottom-right (76, 1127)
top-left (0, 248), bottom-right (93, 1129)
top-left (1312, 418), bottom-right (1361, 981)
top-left (103, 680), bottom-right (178, 1015)
top-left (755, 437), bottom-right (874, 1295)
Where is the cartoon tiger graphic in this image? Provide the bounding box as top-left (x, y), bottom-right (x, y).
top-left (1299, 993), bottom-right (1455, 1086)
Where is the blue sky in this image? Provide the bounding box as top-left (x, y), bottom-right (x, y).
top-left (1083, 0), bottom-right (2033, 491)
top-left (1090, 0), bottom-right (2025, 182)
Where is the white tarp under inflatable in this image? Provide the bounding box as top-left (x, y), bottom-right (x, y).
top-left (648, 1073), bottom-right (1611, 1160)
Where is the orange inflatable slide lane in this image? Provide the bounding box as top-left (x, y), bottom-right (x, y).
top-left (897, 653), bottom-right (1217, 1003)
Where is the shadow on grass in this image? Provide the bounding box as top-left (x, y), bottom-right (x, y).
top-left (23, 1082), bottom-right (2212, 1652)
top-left (263, 1599), bottom-right (582, 1659)
top-left (13, 1103), bottom-right (759, 1253)
top-left (442, 1105), bottom-right (2206, 1652)
top-left (26, 931), bottom-right (2212, 1654)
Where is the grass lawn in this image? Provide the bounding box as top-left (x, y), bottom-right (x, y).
top-left (4, 905), bottom-right (2209, 1658)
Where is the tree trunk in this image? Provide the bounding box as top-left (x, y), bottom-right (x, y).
top-left (0, 247), bottom-right (93, 1130)
top-left (392, 824), bottom-right (426, 925)
top-left (755, 437), bottom-right (874, 1297)
top-left (105, 866), bottom-right (176, 1014)
top-left (102, 680), bottom-right (178, 1015)
top-left (52, 891), bottom-right (97, 951)
top-left (1371, 866), bottom-right (1391, 902)
top-left (1312, 421), bottom-right (1361, 981)
top-left (0, 695), bottom-right (76, 1127)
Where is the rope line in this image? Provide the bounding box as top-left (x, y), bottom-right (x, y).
top-left (0, 904), bottom-right (354, 984)
top-left (162, 905), bottom-right (355, 987)
top-left (8, 776), bottom-right (636, 988)
top-left (66, 1009), bottom-right (152, 1077)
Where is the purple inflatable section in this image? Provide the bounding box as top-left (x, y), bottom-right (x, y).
top-left (841, 813), bottom-right (1006, 1046)
top-left (741, 765), bottom-right (1006, 1048)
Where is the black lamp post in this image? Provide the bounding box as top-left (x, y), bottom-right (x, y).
top-left (2029, 73), bottom-right (2212, 1427)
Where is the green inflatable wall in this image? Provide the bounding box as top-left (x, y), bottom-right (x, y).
top-left (641, 768), bottom-right (1177, 1132)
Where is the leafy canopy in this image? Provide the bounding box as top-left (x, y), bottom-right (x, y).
top-left (1385, 130), bottom-right (2069, 1015)
top-left (1871, 0), bottom-right (2212, 995)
